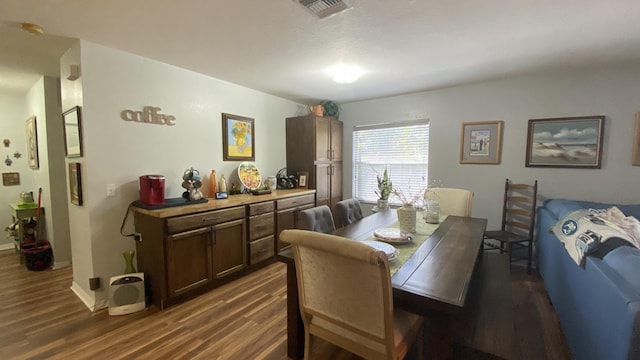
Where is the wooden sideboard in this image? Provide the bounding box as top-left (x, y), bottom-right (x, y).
top-left (133, 189), bottom-right (315, 309)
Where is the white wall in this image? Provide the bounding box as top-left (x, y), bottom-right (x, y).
top-left (340, 64), bottom-right (640, 230)
top-left (0, 91), bottom-right (32, 249)
top-left (61, 40), bottom-right (303, 310)
top-left (0, 78), bottom-right (63, 258)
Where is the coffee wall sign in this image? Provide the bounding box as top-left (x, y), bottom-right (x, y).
top-left (121, 106), bottom-right (176, 126)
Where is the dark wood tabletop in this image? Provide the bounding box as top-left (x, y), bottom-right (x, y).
top-left (277, 210), bottom-right (488, 358)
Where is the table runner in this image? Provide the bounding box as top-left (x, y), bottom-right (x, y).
top-left (360, 211), bottom-right (446, 276)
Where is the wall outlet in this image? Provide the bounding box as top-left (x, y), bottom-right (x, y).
top-left (106, 184), bottom-right (116, 197)
top-left (89, 277), bottom-right (101, 290)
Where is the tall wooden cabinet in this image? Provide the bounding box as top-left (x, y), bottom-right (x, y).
top-left (286, 115), bottom-right (343, 209)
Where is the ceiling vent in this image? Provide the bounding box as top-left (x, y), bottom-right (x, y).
top-left (297, 0), bottom-right (352, 19)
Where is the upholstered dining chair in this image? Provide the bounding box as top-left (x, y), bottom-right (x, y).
top-left (484, 179), bottom-right (538, 274)
top-left (296, 205), bottom-right (336, 234)
top-left (425, 187), bottom-right (474, 217)
top-left (280, 229), bottom-right (424, 360)
top-left (334, 198), bottom-right (364, 228)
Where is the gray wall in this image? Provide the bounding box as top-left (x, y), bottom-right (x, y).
top-left (340, 64), bottom-right (640, 229)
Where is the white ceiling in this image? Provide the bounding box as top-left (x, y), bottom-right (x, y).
top-left (1, 0), bottom-right (640, 104)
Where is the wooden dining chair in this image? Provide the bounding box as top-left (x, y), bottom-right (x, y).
top-left (333, 198), bottom-right (364, 228)
top-left (483, 179), bottom-right (538, 274)
top-left (280, 229), bottom-right (424, 360)
top-left (425, 188), bottom-right (474, 217)
top-left (296, 205), bottom-right (336, 234)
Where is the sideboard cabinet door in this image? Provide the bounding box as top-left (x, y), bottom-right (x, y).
top-left (166, 227), bottom-right (212, 296)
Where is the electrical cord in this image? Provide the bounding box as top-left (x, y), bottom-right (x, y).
top-left (120, 202), bottom-right (142, 241)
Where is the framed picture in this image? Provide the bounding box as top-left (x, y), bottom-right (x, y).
top-left (63, 106), bottom-right (83, 157)
top-left (222, 113), bottom-right (255, 161)
top-left (68, 162), bottom-right (83, 205)
top-left (633, 113), bottom-right (640, 166)
top-left (526, 116), bottom-right (605, 168)
top-left (298, 171), bottom-right (309, 188)
top-left (2, 172), bottom-right (20, 186)
top-left (459, 121), bottom-right (503, 164)
top-left (26, 116), bottom-right (39, 169)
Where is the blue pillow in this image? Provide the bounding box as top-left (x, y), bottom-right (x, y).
top-left (544, 199), bottom-right (586, 219)
top-left (603, 246), bottom-right (640, 293)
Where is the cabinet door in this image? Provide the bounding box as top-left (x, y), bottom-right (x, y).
top-left (166, 227), bottom-right (212, 296)
top-left (212, 218), bottom-right (247, 279)
top-left (276, 208), bottom-right (295, 252)
top-left (315, 117), bottom-right (331, 162)
top-left (275, 204), bottom-right (314, 251)
top-left (315, 163), bottom-right (331, 207)
top-left (330, 164), bottom-right (343, 209)
top-left (330, 119), bottom-right (343, 161)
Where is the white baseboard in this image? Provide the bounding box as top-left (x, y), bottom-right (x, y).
top-left (53, 260), bottom-right (71, 269)
top-left (0, 243), bottom-right (16, 251)
top-left (70, 281), bottom-right (108, 312)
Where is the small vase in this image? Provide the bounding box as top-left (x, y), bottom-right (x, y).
top-left (123, 251), bottom-right (137, 274)
top-left (266, 176), bottom-right (277, 191)
top-left (377, 199), bottom-right (389, 211)
top-left (397, 205), bottom-right (417, 234)
top-left (424, 200), bottom-right (440, 224)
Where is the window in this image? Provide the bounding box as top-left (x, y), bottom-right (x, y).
top-left (352, 119), bottom-right (430, 205)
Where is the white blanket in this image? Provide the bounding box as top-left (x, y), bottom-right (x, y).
top-left (552, 206), bottom-right (640, 266)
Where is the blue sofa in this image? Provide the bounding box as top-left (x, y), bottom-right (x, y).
top-left (537, 199), bottom-right (640, 360)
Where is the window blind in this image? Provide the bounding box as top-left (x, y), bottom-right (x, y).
top-left (352, 119), bottom-right (430, 205)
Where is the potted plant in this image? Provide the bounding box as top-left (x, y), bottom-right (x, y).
top-left (375, 167), bottom-right (393, 210)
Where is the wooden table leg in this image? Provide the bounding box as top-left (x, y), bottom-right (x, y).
top-left (285, 261), bottom-right (304, 359)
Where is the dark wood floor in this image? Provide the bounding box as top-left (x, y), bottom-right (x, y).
top-left (0, 249), bottom-right (571, 359)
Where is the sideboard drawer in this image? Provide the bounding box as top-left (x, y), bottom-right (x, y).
top-left (250, 235), bottom-right (275, 265)
top-left (248, 201), bottom-right (274, 216)
top-left (167, 206), bottom-right (246, 233)
top-left (249, 213), bottom-right (274, 241)
top-left (276, 194), bottom-right (315, 210)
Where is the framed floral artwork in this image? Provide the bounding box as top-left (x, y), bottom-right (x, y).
top-left (222, 113), bottom-right (255, 161)
top-left (26, 116), bottom-right (39, 169)
top-left (526, 116), bottom-right (605, 168)
top-left (459, 121), bottom-right (503, 164)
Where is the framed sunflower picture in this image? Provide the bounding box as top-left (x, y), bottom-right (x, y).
top-left (222, 113), bottom-right (255, 161)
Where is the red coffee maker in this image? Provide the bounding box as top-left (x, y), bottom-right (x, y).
top-left (139, 175), bottom-right (165, 205)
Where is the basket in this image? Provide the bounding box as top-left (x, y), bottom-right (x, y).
top-left (21, 240), bottom-right (53, 271)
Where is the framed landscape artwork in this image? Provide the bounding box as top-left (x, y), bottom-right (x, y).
top-left (459, 121), bottom-right (503, 164)
top-left (222, 113), bottom-right (255, 161)
top-left (525, 116), bottom-right (605, 168)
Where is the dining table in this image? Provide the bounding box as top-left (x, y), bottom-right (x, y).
top-left (277, 209), bottom-right (488, 359)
